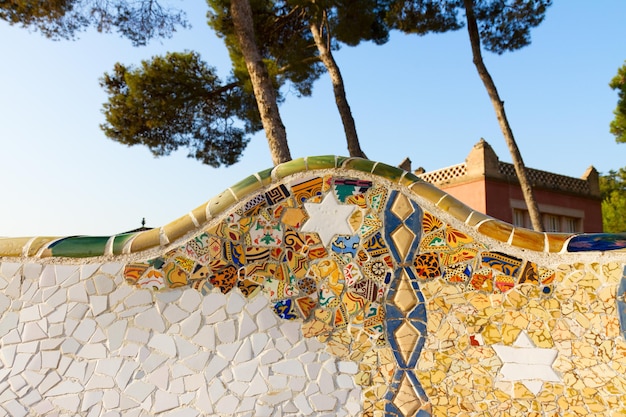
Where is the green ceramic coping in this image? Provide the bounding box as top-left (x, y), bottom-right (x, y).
top-left (48, 236), bottom-right (110, 258)
top-left (112, 233), bottom-right (136, 255)
top-left (398, 171), bottom-right (422, 188)
top-left (341, 157), bottom-right (377, 174)
top-left (372, 161), bottom-right (404, 182)
top-left (256, 167), bottom-right (274, 187)
top-left (272, 157), bottom-right (307, 180)
top-left (230, 174), bottom-right (264, 201)
top-left (306, 155), bottom-right (340, 170)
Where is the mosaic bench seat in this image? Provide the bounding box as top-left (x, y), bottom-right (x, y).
top-left (1, 156), bottom-right (626, 416)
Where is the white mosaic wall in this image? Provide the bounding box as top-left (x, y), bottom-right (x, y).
top-left (0, 261), bottom-right (362, 416)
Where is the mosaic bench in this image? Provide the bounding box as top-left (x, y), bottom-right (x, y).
top-left (1, 155), bottom-right (626, 417)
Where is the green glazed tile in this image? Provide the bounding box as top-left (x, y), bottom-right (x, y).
top-left (112, 233), bottom-right (135, 255)
top-left (398, 172), bottom-right (422, 188)
top-left (49, 236), bottom-right (110, 258)
top-left (372, 162), bottom-right (404, 182)
top-left (341, 158), bottom-right (376, 174)
top-left (230, 174), bottom-right (263, 201)
top-left (256, 167), bottom-right (274, 187)
top-left (306, 155), bottom-right (339, 170)
top-left (207, 189), bottom-right (238, 217)
top-left (273, 158), bottom-right (307, 179)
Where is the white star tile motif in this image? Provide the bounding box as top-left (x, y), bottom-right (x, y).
top-left (300, 193), bottom-right (356, 247)
top-left (492, 331), bottom-right (560, 395)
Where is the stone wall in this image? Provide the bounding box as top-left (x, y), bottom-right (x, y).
top-left (1, 156), bottom-right (625, 417)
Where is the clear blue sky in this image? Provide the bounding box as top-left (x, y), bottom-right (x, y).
top-left (1, 1), bottom-right (625, 237)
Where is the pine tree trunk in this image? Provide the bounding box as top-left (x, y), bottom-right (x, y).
top-left (230, 0), bottom-right (291, 165)
top-left (309, 12), bottom-right (367, 159)
top-left (463, 0), bottom-right (544, 232)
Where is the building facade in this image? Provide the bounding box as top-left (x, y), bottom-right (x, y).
top-left (416, 139), bottom-right (603, 232)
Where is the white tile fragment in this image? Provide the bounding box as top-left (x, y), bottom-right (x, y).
top-left (191, 326), bottom-right (215, 350)
top-left (182, 351), bottom-right (210, 372)
top-left (19, 305), bottom-right (41, 322)
top-left (77, 344), bottom-right (107, 359)
top-left (46, 380), bottom-right (83, 396)
top-left (134, 307), bottom-right (166, 332)
top-left (226, 291), bottom-right (246, 314)
top-left (3, 399), bottom-right (28, 417)
top-left (260, 389), bottom-right (293, 406)
top-left (82, 391), bottom-right (104, 412)
top-left (310, 393), bottom-right (338, 411)
top-left (337, 361), bottom-right (358, 374)
top-left (93, 274), bottom-right (115, 295)
top-left (55, 265), bottom-right (80, 285)
top-left (126, 380), bottom-right (155, 402)
top-left (80, 264), bottom-right (101, 281)
top-left (173, 335), bottom-right (197, 358)
top-left (216, 341), bottom-right (241, 361)
top-left (205, 308), bottom-right (227, 325)
top-left (202, 293), bottom-right (226, 316)
top-left (141, 353), bottom-right (167, 373)
top-left (73, 318), bottom-right (96, 343)
top-left (293, 392), bottom-right (315, 415)
top-left (115, 361), bottom-right (140, 390)
top-left (23, 263), bottom-right (42, 280)
top-left (178, 288), bottom-right (202, 312)
top-left (251, 333), bottom-right (269, 357)
top-left (0, 311), bottom-right (18, 338)
top-left (204, 355), bottom-right (229, 381)
top-left (68, 283), bottom-right (89, 303)
top-left (106, 319), bottom-right (127, 351)
top-left (272, 359), bottom-right (305, 377)
top-left (260, 348), bottom-right (282, 365)
top-left (164, 304), bottom-right (189, 324)
top-left (41, 350), bottom-right (61, 369)
top-left (238, 311), bottom-right (257, 339)
top-left (102, 390), bottom-right (120, 409)
top-left (280, 320), bottom-right (301, 344)
top-left (90, 295), bottom-right (108, 316)
top-left (162, 408), bottom-right (200, 417)
top-left (215, 394), bottom-right (240, 414)
top-left (256, 308), bottom-right (277, 331)
top-left (234, 338), bottom-right (252, 363)
top-left (232, 359), bottom-right (258, 382)
top-left (180, 310), bottom-right (201, 338)
top-left (124, 289), bottom-right (153, 307)
top-left (4, 273), bottom-right (21, 298)
top-left (100, 263), bottom-right (124, 276)
top-left (147, 365), bottom-right (170, 391)
top-left (65, 361), bottom-right (87, 382)
top-left (95, 357), bottom-right (123, 377)
top-left (1, 262), bottom-right (21, 278)
top-left (22, 322), bottom-right (47, 342)
top-left (245, 372), bottom-right (269, 397)
top-left (85, 375), bottom-right (115, 391)
top-left (2, 328), bottom-right (21, 345)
